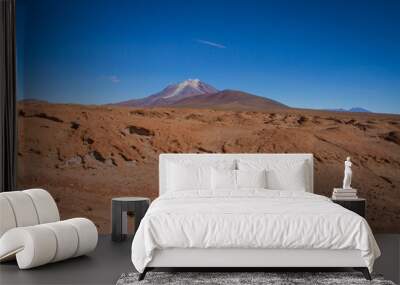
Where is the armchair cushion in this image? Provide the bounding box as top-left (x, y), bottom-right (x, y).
top-left (0, 196), bottom-right (17, 237)
top-left (0, 218), bottom-right (98, 269)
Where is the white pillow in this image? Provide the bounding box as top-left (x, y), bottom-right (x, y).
top-left (267, 161), bottom-right (308, 192)
top-left (212, 168), bottom-right (236, 190)
top-left (166, 159), bottom-right (236, 192)
top-left (167, 163), bottom-right (211, 191)
top-left (238, 159), bottom-right (308, 191)
top-left (236, 169), bottom-right (267, 189)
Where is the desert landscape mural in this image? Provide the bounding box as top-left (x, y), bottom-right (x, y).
top-left (17, 80), bottom-right (400, 233)
top-left (16, 0), bottom-right (400, 235)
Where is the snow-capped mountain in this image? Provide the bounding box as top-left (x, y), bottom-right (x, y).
top-left (327, 107), bottom-right (371, 113)
top-left (160, 79), bottom-right (217, 100)
top-left (113, 79), bottom-right (289, 111)
top-left (116, 79), bottom-right (218, 107)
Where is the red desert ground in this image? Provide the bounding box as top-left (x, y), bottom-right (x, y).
top-left (17, 80), bottom-right (400, 233)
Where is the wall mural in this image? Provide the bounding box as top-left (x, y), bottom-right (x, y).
top-left (16, 0), bottom-right (400, 233)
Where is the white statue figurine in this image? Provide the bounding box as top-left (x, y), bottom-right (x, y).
top-left (343, 156), bottom-right (352, 189)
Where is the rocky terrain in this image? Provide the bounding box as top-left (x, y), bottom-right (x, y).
top-left (17, 102), bottom-right (400, 233)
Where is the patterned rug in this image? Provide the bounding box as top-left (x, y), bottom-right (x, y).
top-left (116, 271), bottom-right (396, 285)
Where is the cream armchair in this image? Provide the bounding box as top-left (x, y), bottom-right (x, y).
top-left (0, 189), bottom-right (98, 269)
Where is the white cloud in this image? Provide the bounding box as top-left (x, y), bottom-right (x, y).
top-left (195, 39), bottom-right (226, 49)
top-left (107, 75), bottom-right (120, 83)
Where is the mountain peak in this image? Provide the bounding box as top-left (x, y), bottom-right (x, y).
top-left (172, 78), bottom-right (211, 90)
top-left (178, 78), bottom-right (203, 90)
top-left (184, 78), bottom-right (200, 84)
top-left (115, 79), bottom-right (218, 107)
top-left (164, 79), bottom-right (205, 99)
top-left (152, 79), bottom-right (218, 101)
top-left (327, 107), bottom-right (372, 113)
top-left (113, 80), bottom-right (289, 110)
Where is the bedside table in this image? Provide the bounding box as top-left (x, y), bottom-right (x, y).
top-left (111, 197), bottom-right (150, 242)
top-left (332, 198), bottom-right (366, 218)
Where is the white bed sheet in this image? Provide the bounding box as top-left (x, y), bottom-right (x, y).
top-left (131, 190), bottom-right (380, 273)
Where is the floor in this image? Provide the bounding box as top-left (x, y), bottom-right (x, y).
top-left (0, 234), bottom-right (399, 285)
top-left (0, 235), bottom-right (133, 285)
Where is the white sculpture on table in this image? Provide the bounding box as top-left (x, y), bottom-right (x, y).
top-left (343, 156), bottom-right (352, 189)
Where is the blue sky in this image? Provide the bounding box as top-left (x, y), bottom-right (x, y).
top-left (17, 0), bottom-right (400, 113)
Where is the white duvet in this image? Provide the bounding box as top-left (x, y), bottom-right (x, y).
top-left (131, 190), bottom-right (380, 273)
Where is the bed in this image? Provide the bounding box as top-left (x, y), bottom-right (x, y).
top-left (131, 154), bottom-right (380, 280)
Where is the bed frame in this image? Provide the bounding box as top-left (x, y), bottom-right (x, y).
top-left (139, 154), bottom-right (371, 280)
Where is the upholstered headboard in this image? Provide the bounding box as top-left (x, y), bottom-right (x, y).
top-left (159, 153), bottom-right (314, 195)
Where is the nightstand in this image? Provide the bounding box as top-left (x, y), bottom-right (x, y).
top-left (111, 197), bottom-right (150, 242)
top-left (332, 198), bottom-right (366, 218)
